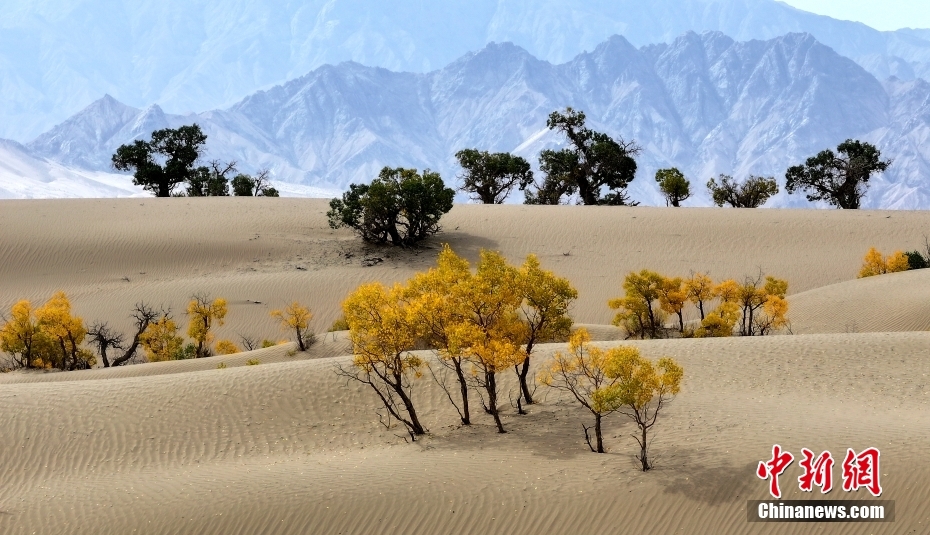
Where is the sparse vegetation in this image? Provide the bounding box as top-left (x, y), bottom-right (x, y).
top-left (215, 339), bottom-right (240, 355)
top-left (859, 247), bottom-right (910, 278)
top-left (328, 316), bottom-right (350, 332)
top-left (246, 359), bottom-right (261, 366)
top-left (609, 270), bottom-right (790, 339)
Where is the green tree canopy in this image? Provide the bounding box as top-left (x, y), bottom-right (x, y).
top-left (328, 167), bottom-right (454, 247)
top-left (525, 108), bottom-right (640, 206)
top-left (112, 124), bottom-right (208, 197)
top-left (455, 149), bottom-right (533, 204)
top-left (785, 139), bottom-right (891, 209)
top-left (706, 174), bottom-right (779, 208)
top-left (655, 168), bottom-right (691, 207)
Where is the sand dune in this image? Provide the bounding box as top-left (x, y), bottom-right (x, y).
top-left (3, 199), bottom-right (930, 333)
top-left (2, 199), bottom-right (929, 534)
top-left (790, 268), bottom-right (930, 334)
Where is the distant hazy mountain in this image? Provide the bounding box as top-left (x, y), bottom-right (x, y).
top-left (0, 139), bottom-right (145, 199)
top-left (24, 32), bottom-right (930, 208)
top-left (2, 0), bottom-right (929, 140)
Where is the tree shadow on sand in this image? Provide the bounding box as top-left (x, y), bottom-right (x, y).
top-left (652, 446), bottom-right (758, 506)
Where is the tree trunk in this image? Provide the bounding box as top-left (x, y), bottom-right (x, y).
top-left (453, 358), bottom-right (471, 425)
top-left (595, 413), bottom-right (604, 453)
top-left (296, 327), bottom-right (306, 351)
top-left (486, 371), bottom-right (505, 433)
top-left (392, 374), bottom-right (426, 436)
top-left (639, 425), bottom-right (650, 471)
top-left (98, 341), bottom-right (111, 368)
top-left (677, 311), bottom-right (684, 333)
top-left (517, 355), bottom-right (534, 405)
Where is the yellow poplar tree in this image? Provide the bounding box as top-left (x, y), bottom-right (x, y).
top-left (341, 282), bottom-right (426, 439)
top-left (541, 328), bottom-right (627, 453)
top-left (140, 315), bottom-right (184, 362)
top-left (684, 272), bottom-right (715, 321)
top-left (607, 348), bottom-right (684, 471)
top-left (695, 301), bottom-right (740, 337)
top-left (405, 244), bottom-right (474, 425)
top-left (35, 291), bottom-right (94, 370)
top-left (454, 250), bottom-right (527, 433)
top-left (187, 295), bottom-right (228, 358)
top-left (0, 300), bottom-right (54, 369)
top-left (215, 339), bottom-right (240, 355)
top-left (657, 276), bottom-right (687, 334)
top-left (609, 270), bottom-right (667, 339)
top-left (270, 302), bottom-right (314, 351)
top-left (858, 247), bottom-right (910, 278)
top-left (515, 254), bottom-right (578, 407)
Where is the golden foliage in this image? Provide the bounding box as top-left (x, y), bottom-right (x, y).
top-left (714, 279), bottom-right (740, 303)
top-left (684, 272), bottom-right (715, 319)
top-left (140, 316), bottom-right (184, 362)
top-left (695, 301), bottom-right (740, 338)
top-left (859, 247), bottom-right (910, 278)
top-left (609, 270), bottom-right (669, 339)
top-left (35, 292), bottom-right (93, 370)
top-left (327, 316), bottom-right (350, 332)
top-left (343, 282), bottom-right (423, 376)
top-left (0, 300), bottom-right (49, 369)
top-left (518, 254), bottom-right (578, 348)
top-left (542, 328), bottom-right (624, 414)
top-left (186, 295), bottom-right (227, 358)
top-left (271, 301), bottom-right (314, 350)
top-left (215, 339), bottom-right (240, 355)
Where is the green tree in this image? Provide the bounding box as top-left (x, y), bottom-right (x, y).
top-left (187, 160), bottom-right (236, 197)
top-left (525, 108), bottom-right (640, 206)
top-left (456, 149), bottom-right (533, 204)
top-left (655, 168), bottom-right (691, 207)
top-left (232, 170), bottom-right (279, 197)
top-left (785, 139), bottom-right (891, 209)
top-left (707, 174), bottom-right (779, 208)
top-left (112, 124), bottom-right (208, 197)
top-left (328, 167), bottom-right (454, 247)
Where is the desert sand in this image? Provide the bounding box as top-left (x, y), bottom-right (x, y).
top-left (1, 198), bottom-right (929, 534)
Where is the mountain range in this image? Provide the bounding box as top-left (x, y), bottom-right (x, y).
top-left (2, 0), bottom-right (930, 141)
top-left (15, 30), bottom-right (930, 208)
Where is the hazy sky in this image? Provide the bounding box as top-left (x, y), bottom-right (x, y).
top-left (780, 0), bottom-right (930, 31)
